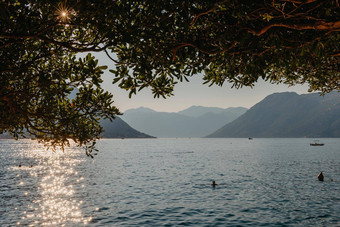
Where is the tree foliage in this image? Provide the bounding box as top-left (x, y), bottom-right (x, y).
top-left (0, 0), bottom-right (120, 155)
top-left (110, 0), bottom-right (340, 95)
top-left (1, 0), bottom-right (339, 153)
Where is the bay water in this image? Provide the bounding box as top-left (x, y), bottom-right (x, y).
top-left (1, 138), bottom-right (339, 226)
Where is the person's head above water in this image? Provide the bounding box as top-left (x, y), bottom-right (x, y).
top-left (211, 181), bottom-right (217, 186)
top-left (317, 172), bottom-right (324, 181)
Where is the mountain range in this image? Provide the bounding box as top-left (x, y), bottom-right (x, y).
top-left (101, 117), bottom-right (154, 138)
top-left (0, 117), bottom-right (154, 139)
top-left (2, 92), bottom-right (339, 140)
top-left (121, 106), bottom-right (248, 137)
top-left (207, 92), bottom-right (340, 138)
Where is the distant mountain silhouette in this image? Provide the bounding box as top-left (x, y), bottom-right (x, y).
top-left (0, 133), bottom-right (13, 139)
top-left (121, 106), bottom-right (247, 137)
top-left (207, 92), bottom-right (340, 138)
top-left (0, 117), bottom-right (154, 139)
top-left (124, 107), bottom-right (157, 114)
top-left (178, 106), bottom-right (228, 117)
top-left (101, 117), bottom-right (154, 138)
top-left (68, 89), bottom-right (153, 138)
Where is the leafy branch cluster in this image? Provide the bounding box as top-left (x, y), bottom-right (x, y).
top-left (1, 0), bottom-right (339, 153)
top-left (112, 0), bottom-right (339, 95)
top-left (1, 1), bottom-right (120, 155)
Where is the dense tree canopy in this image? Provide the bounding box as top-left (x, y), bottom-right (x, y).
top-left (1, 0), bottom-right (339, 154)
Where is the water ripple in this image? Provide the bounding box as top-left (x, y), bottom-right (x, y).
top-left (1, 138), bottom-right (340, 226)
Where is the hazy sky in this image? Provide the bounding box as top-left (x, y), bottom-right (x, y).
top-left (95, 52), bottom-right (311, 113)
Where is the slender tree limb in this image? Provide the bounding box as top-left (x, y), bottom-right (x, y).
top-left (37, 35), bottom-right (110, 52)
top-left (331, 51), bottom-right (340, 57)
top-left (191, 6), bottom-right (217, 26)
top-left (278, 0), bottom-right (318, 4)
top-left (254, 46), bottom-right (276, 56)
top-left (172, 41), bottom-right (237, 60)
top-left (251, 20), bottom-right (340, 36)
top-left (104, 49), bottom-right (119, 63)
top-left (0, 33), bottom-right (110, 52)
top-left (190, 0), bottom-right (229, 26)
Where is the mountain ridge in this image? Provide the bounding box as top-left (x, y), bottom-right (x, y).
top-left (207, 92), bottom-right (340, 138)
top-left (0, 117), bottom-right (154, 139)
top-left (101, 117), bottom-right (155, 138)
top-left (121, 106), bottom-right (248, 137)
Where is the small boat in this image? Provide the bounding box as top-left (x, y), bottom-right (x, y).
top-left (310, 140), bottom-right (324, 146)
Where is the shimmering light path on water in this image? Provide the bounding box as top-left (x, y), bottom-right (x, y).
top-left (0, 140), bottom-right (92, 226)
top-left (1, 138), bottom-right (340, 226)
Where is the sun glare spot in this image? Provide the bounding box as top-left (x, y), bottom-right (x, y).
top-left (55, 2), bottom-right (75, 23)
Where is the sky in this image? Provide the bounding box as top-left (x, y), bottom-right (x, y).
top-left (94, 52), bottom-right (311, 113)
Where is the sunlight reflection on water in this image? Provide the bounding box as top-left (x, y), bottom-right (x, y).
top-left (3, 140), bottom-right (92, 226)
top-left (1, 138), bottom-right (340, 226)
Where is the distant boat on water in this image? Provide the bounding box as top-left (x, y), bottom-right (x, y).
top-left (310, 140), bottom-right (324, 146)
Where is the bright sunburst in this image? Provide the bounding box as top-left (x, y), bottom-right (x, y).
top-left (55, 1), bottom-right (75, 23)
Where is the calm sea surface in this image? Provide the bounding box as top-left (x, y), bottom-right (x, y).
top-left (0, 138), bottom-right (339, 226)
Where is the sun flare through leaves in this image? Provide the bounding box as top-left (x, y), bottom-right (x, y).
top-left (55, 1), bottom-right (75, 23)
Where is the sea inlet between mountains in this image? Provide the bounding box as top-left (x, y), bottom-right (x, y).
top-left (1, 138), bottom-right (339, 226)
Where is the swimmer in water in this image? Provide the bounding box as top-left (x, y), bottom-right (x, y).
top-left (317, 172), bottom-right (324, 181)
top-left (211, 181), bottom-right (217, 186)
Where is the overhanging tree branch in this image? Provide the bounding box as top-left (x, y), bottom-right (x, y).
top-left (279, 0), bottom-right (318, 4)
top-left (251, 20), bottom-right (340, 36)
